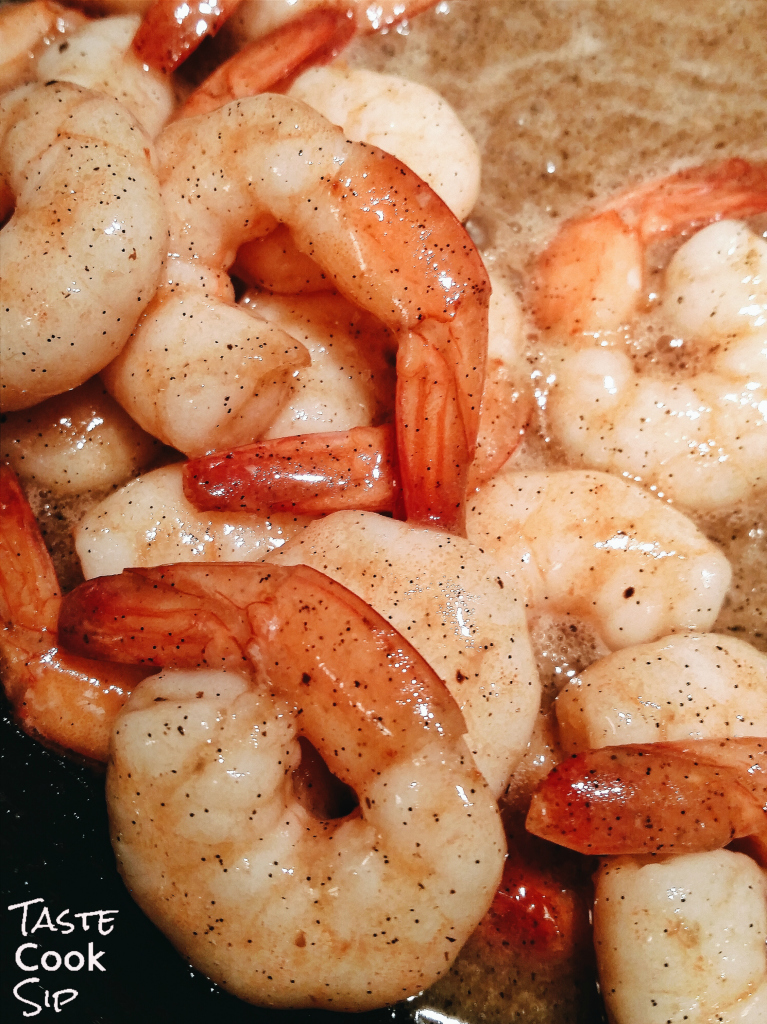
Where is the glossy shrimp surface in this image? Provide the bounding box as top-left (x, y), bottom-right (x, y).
top-left (594, 850), bottom-right (767, 1024)
top-left (0, 80), bottom-right (166, 411)
top-left (34, 12), bottom-right (175, 138)
top-left (59, 563), bottom-right (505, 1008)
top-left (526, 738), bottom-right (767, 862)
top-left (105, 93), bottom-right (489, 533)
top-left (466, 469), bottom-right (731, 650)
top-left (555, 632), bottom-right (767, 751)
top-left (73, 463), bottom-right (313, 579)
top-left (0, 0), bottom-right (86, 92)
top-left (181, 276), bottom-right (527, 515)
top-left (0, 464), bottom-right (147, 762)
top-left (265, 509), bottom-right (541, 797)
top-left (533, 160), bottom-right (767, 512)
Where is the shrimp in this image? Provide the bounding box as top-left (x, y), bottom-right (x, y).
top-left (231, 65), bottom-right (481, 282)
top-left (555, 632), bottom-right (767, 752)
top-left (73, 462), bottom-right (313, 579)
top-left (1, 377), bottom-right (161, 495)
top-left (105, 93), bottom-right (489, 534)
top-left (263, 509), bottom-right (540, 797)
top-left (69, 502), bottom-right (542, 797)
top-left (176, 8), bottom-right (356, 120)
top-left (532, 160), bottom-right (767, 512)
top-left (131, 0), bottom-right (242, 74)
top-left (594, 850), bottom-right (767, 1024)
top-left (182, 278), bottom-right (527, 515)
top-left (34, 12), bottom-right (175, 138)
top-left (526, 737), bottom-right (767, 863)
top-left (0, 0), bottom-right (86, 92)
top-left (0, 81), bottom-right (167, 413)
top-left (0, 464), bottom-right (148, 762)
top-left (224, 0), bottom-right (438, 44)
top-left (59, 566), bottom-right (506, 1008)
top-left (465, 469), bottom-right (732, 650)
top-left (241, 288), bottom-right (397, 440)
top-left (286, 65), bottom-right (482, 222)
top-left (101, 285), bottom-right (312, 458)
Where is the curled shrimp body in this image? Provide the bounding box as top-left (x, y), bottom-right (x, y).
top-left (59, 564), bottom-right (505, 1008)
top-left (555, 632), bottom-right (767, 752)
top-left (0, 81), bottom-right (167, 412)
top-left (265, 509), bottom-right (541, 797)
top-left (0, 464), bottom-right (148, 762)
top-left (593, 850), bottom-right (767, 1024)
top-left (182, 277), bottom-right (527, 516)
top-left (533, 160), bottom-right (767, 512)
top-left (286, 65), bottom-right (481, 222)
top-left (465, 469), bottom-right (731, 650)
top-left (106, 94), bottom-right (488, 534)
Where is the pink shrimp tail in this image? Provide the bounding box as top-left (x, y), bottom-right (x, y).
top-left (183, 424), bottom-right (399, 514)
top-left (0, 463), bottom-right (60, 633)
top-left (607, 157), bottom-right (767, 242)
top-left (132, 0), bottom-right (242, 74)
top-left (178, 8), bottom-right (356, 119)
top-left (526, 738), bottom-right (767, 859)
top-left (58, 562), bottom-right (466, 778)
top-left (1, 464), bottom-right (147, 762)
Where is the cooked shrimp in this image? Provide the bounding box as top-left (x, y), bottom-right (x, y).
top-left (0, 464), bottom-right (148, 762)
top-left (59, 564), bottom-right (505, 1008)
top-left (556, 632), bottom-right (767, 751)
top-left (593, 850), bottom-right (767, 1024)
top-left (107, 93), bottom-right (489, 533)
top-left (73, 462), bottom-right (313, 579)
top-left (526, 737), bottom-right (767, 862)
top-left (101, 286), bottom-right (311, 458)
top-left (234, 67), bottom-right (481, 282)
top-left (34, 12), bottom-right (175, 138)
top-left (1, 377), bottom-right (161, 495)
top-left (183, 278), bottom-right (526, 515)
top-left (533, 160), bottom-right (767, 511)
top-left (73, 498), bottom-right (541, 795)
top-left (177, 8), bottom-right (355, 120)
top-left (131, 0), bottom-right (242, 74)
top-left (286, 65), bottom-right (481, 222)
top-left (0, 81), bottom-right (167, 412)
top-left (465, 469), bottom-right (731, 650)
top-left (0, 0), bottom-right (86, 92)
top-left (263, 509), bottom-right (540, 797)
top-left (225, 0), bottom-right (438, 43)
top-left (241, 289), bottom-right (397, 440)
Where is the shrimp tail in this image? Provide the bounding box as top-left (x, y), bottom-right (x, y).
top-left (183, 424), bottom-right (399, 514)
top-left (0, 462), bottom-right (60, 633)
top-left (59, 562), bottom-right (467, 779)
top-left (526, 739), bottom-right (767, 858)
top-left (397, 328), bottom-right (475, 535)
top-left (132, 0), bottom-right (242, 74)
top-left (178, 8), bottom-right (356, 119)
top-left (607, 157), bottom-right (767, 242)
top-left (1, 464), bottom-right (146, 762)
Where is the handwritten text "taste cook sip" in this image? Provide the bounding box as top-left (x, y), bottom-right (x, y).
top-left (8, 898), bottom-right (119, 1017)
